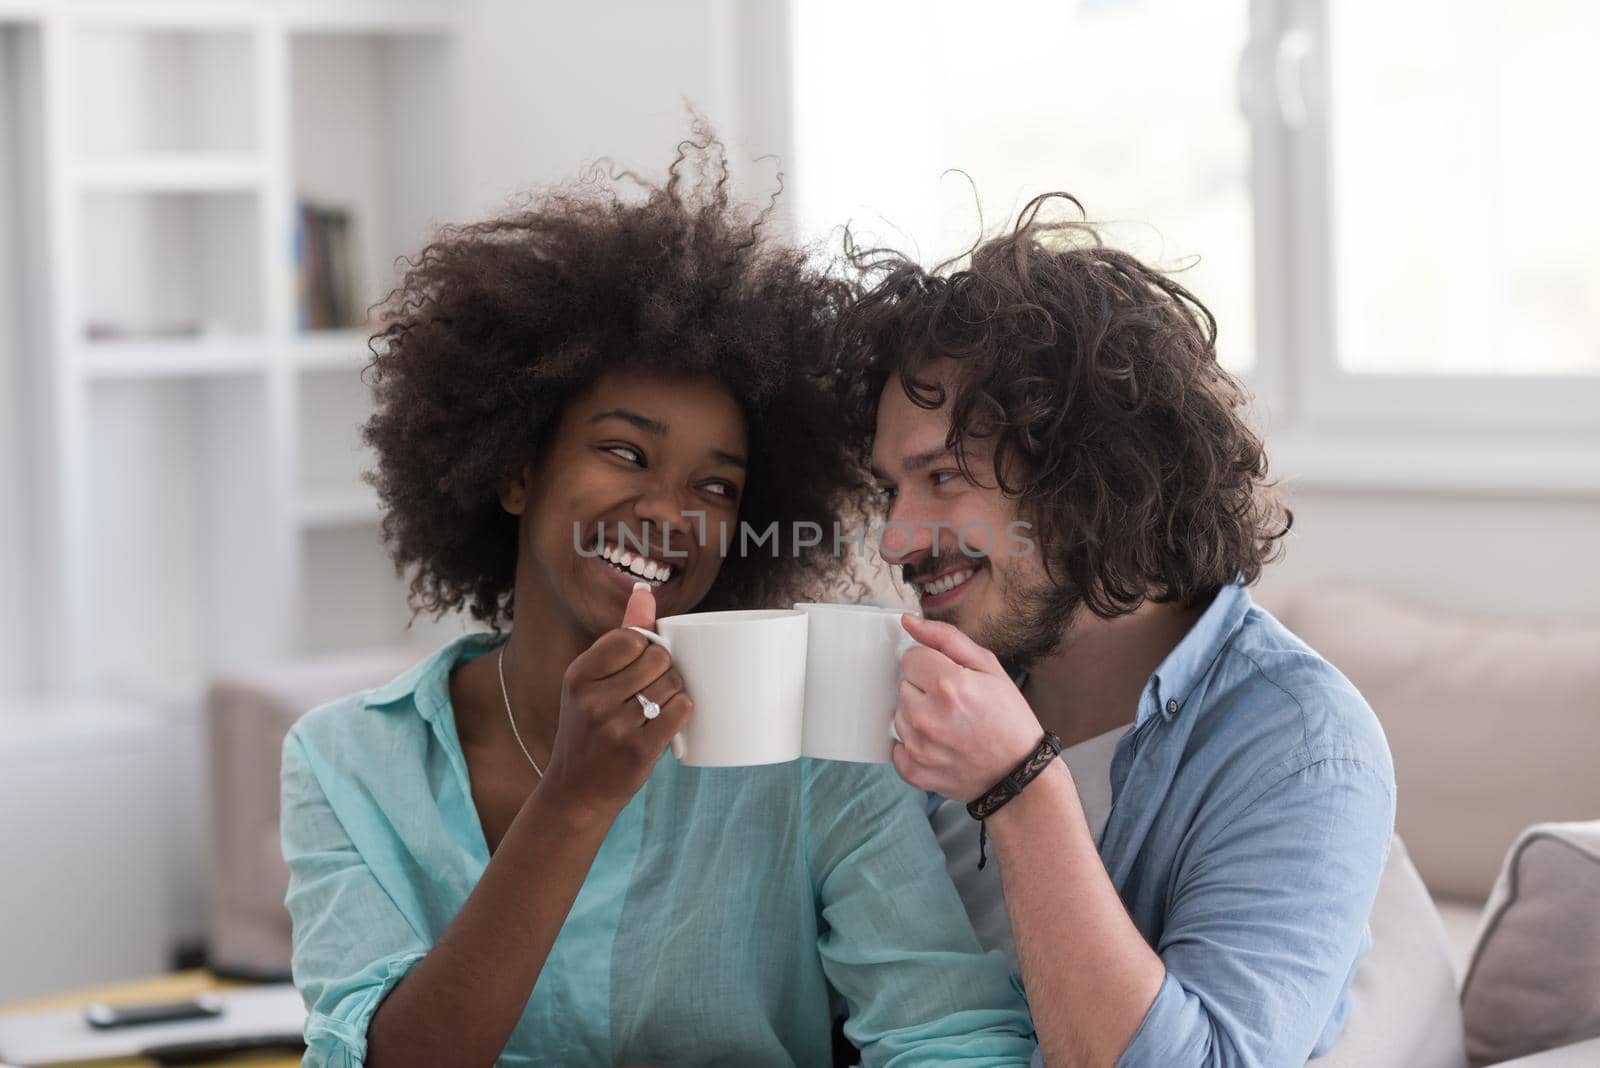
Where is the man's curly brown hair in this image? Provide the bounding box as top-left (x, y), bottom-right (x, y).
top-left (360, 133), bottom-right (866, 628)
top-left (836, 193), bottom-right (1291, 619)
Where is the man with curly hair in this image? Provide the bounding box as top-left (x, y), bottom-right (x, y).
top-left (840, 198), bottom-right (1396, 1067)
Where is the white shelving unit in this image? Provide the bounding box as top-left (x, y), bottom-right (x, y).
top-left (12, 1), bottom-right (468, 700)
top-left (1, 16), bottom-right (48, 699)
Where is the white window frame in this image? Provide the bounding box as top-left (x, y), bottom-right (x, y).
top-left (1244, 0), bottom-right (1600, 494)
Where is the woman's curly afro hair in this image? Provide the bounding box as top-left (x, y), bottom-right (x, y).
top-left (361, 130), bottom-right (867, 629)
top-left (837, 193), bottom-right (1291, 619)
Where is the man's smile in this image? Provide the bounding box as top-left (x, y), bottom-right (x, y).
top-left (909, 557), bottom-right (988, 611)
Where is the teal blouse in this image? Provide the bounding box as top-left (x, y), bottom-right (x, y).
top-left (280, 632), bottom-right (1037, 1066)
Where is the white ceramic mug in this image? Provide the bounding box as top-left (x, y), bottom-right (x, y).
top-left (633, 609), bottom-right (809, 767)
top-left (793, 602), bottom-right (920, 763)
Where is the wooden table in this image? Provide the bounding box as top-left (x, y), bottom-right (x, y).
top-left (0, 971), bottom-right (301, 1067)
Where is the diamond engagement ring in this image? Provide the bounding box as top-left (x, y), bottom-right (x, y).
top-left (636, 693), bottom-right (662, 721)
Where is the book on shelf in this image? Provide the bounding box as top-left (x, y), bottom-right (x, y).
top-left (294, 199), bottom-right (364, 331)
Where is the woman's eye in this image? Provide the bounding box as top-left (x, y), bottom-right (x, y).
top-left (932, 470), bottom-right (961, 487)
top-left (702, 481), bottom-right (739, 500)
top-left (603, 445), bottom-right (643, 465)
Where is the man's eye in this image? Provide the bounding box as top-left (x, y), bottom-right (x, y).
top-left (877, 484), bottom-right (897, 502)
top-left (932, 470), bottom-right (961, 487)
top-left (603, 445), bottom-right (643, 465)
top-left (703, 481), bottom-right (739, 500)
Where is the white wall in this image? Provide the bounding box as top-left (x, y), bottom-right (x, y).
top-left (457, 0), bottom-right (791, 219)
top-left (1261, 488), bottom-right (1600, 621)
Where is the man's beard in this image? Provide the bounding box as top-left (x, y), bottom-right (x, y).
top-left (970, 560), bottom-right (1081, 673)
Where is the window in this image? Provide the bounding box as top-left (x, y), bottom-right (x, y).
top-left (1327, 0), bottom-right (1600, 378)
top-left (790, 0), bottom-right (1600, 451)
top-left (790, 0), bottom-right (1255, 372)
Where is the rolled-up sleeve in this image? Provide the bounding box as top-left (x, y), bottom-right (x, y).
top-left (1118, 757), bottom-right (1395, 1068)
top-left (805, 761), bottom-right (1038, 1067)
top-left (280, 730), bottom-right (429, 1068)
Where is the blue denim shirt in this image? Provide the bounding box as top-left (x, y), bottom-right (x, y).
top-left (931, 583), bottom-right (1396, 1067)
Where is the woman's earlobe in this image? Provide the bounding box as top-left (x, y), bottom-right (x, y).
top-left (499, 464), bottom-right (532, 514)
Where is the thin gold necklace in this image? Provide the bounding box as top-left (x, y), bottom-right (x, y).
top-left (497, 644), bottom-right (544, 780)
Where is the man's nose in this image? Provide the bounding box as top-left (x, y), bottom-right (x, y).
top-left (881, 495), bottom-right (934, 563)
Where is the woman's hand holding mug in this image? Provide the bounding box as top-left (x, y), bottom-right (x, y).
top-left (541, 582), bottom-right (693, 821)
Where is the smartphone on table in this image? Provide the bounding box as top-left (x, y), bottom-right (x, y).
top-left (84, 995), bottom-right (224, 1029)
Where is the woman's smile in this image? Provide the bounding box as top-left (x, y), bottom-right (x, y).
top-left (585, 535), bottom-right (682, 600)
top-left (595, 539), bottom-right (677, 585)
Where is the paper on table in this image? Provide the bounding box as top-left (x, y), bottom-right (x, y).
top-left (0, 984), bottom-right (304, 1066)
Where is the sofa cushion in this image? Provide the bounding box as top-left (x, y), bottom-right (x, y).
top-left (1310, 836), bottom-right (1466, 1068)
top-left (1434, 896), bottom-right (1486, 986)
top-left (1491, 1036), bottom-right (1600, 1067)
top-left (1462, 821), bottom-right (1600, 1067)
top-left (1252, 582), bottom-right (1600, 901)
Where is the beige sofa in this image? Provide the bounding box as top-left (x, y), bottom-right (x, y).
top-left (1260, 582), bottom-right (1600, 1067)
top-left (209, 584), bottom-right (1600, 1065)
